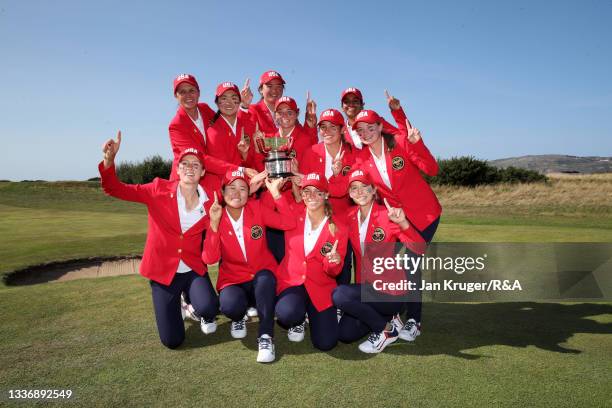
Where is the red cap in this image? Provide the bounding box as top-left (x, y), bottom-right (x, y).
top-left (222, 169), bottom-right (248, 187)
top-left (301, 172), bottom-right (328, 192)
top-left (347, 168), bottom-right (373, 191)
top-left (173, 74), bottom-right (199, 95)
top-left (215, 81), bottom-right (241, 99)
top-left (341, 87), bottom-right (363, 102)
top-left (274, 96), bottom-right (298, 112)
top-left (178, 147), bottom-right (204, 164)
top-left (318, 109), bottom-right (345, 127)
top-left (260, 70), bottom-right (285, 86)
top-left (351, 109), bottom-right (381, 130)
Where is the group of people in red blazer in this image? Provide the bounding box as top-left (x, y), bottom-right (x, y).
top-left (99, 70), bottom-right (441, 363)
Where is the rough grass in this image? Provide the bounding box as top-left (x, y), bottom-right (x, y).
top-left (434, 173), bottom-right (612, 218)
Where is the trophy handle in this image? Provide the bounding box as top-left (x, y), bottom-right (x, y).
top-left (255, 136), bottom-right (267, 153)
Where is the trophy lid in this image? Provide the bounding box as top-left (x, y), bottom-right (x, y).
top-left (264, 137), bottom-right (289, 150)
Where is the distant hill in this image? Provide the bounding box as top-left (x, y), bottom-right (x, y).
top-left (490, 155), bottom-right (611, 174)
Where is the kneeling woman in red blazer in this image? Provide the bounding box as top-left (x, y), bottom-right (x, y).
top-left (202, 171), bottom-right (295, 363)
top-left (274, 173), bottom-right (348, 351)
top-left (99, 132), bottom-right (219, 349)
top-left (332, 169), bottom-right (425, 354)
top-left (351, 109), bottom-right (441, 336)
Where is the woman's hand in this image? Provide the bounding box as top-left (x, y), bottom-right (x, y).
top-left (265, 176), bottom-right (285, 200)
top-left (290, 173), bottom-right (303, 203)
top-left (102, 130), bottom-right (122, 169)
top-left (209, 192), bottom-right (222, 232)
top-left (326, 240), bottom-right (341, 264)
top-left (240, 78), bottom-right (253, 108)
top-left (305, 91), bottom-right (317, 128)
top-left (244, 167), bottom-right (259, 179)
top-left (332, 150), bottom-right (345, 176)
top-left (253, 122), bottom-right (265, 154)
top-left (407, 126), bottom-right (422, 144)
top-left (384, 198), bottom-right (410, 230)
top-left (237, 128), bottom-right (250, 160)
top-left (249, 170), bottom-right (268, 193)
top-left (385, 89), bottom-right (401, 111)
top-left (290, 157), bottom-right (300, 174)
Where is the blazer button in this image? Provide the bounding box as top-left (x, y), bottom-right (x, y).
top-left (302, 261), bottom-right (307, 266)
top-left (301, 274), bottom-right (306, 279)
top-left (178, 249), bottom-right (182, 254)
top-left (180, 234), bottom-right (184, 239)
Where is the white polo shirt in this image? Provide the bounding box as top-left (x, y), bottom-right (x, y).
top-left (176, 184), bottom-right (208, 273)
top-left (304, 215), bottom-right (328, 256)
top-left (358, 203), bottom-right (373, 255)
top-left (189, 110), bottom-right (206, 143)
top-left (324, 144), bottom-right (343, 180)
top-left (369, 138), bottom-right (392, 189)
top-left (227, 208), bottom-right (247, 261)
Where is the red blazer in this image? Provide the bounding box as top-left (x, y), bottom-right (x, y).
top-left (99, 162), bottom-right (215, 286)
top-left (247, 99), bottom-right (277, 134)
top-left (347, 203), bottom-right (426, 285)
top-left (202, 196), bottom-right (296, 291)
top-left (276, 204), bottom-right (348, 312)
top-left (168, 103), bottom-right (239, 184)
top-left (299, 142), bottom-right (357, 223)
top-left (343, 107), bottom-right (410, 150)
top-left (352, 130), bottom-right (441, 232)
top-left (204, 113), bottom-right (257, 191)
top-left (275, 123), bottom-right (317, 166)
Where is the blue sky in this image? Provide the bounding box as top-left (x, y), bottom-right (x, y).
top-left (0, 0), bottom-right (610, 181)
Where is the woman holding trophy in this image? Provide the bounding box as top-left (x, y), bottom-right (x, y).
top-left (202, 170), bottom-right (295, 363)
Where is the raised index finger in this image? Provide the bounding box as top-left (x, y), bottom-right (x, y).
top-left (306, 90), bottom-right (310, 102)
top-left (383, 197), bottom-right (393, 211)
top-left (117, 130), bottom-right (122, 145)
top-left (331, 239), bottom-right (339, 253)
top-left (384, 89), bottom-right (391, 101)
top-left (213, 191), bottom-right (218, 203)
top-left (243, 78), bottom-right (250, 90)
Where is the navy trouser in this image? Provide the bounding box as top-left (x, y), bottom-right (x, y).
top-left (335, 244), bottom-right (354, 285)
top-left (405, 217), bottom-right (440, 323)
top-left (266, 228), bottom-right (285, 263)
top-left (333, 284), bottom-right (404, 343)
top-left (149, 271), bottom-right (219, 349)
top-left (219, 269), bottom-right (276, 337)
top-left (275, 285), bottom-right (339, 351)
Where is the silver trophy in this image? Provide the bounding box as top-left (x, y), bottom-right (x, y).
top-left (257, 136), bottom-right (294, 178)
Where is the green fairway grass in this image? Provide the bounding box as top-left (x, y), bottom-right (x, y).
top-left (1, 180), bottom-right (611, 406)
top-left (1, 276), bottom-right (610, 407)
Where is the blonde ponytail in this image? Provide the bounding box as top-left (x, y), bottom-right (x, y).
top-left (324, 199), bottom-right (336, 236)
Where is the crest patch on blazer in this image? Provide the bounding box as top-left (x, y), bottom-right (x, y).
top-left (341, 165), bottom-right (351, 176)
top-left (372, 227), bottom-right (386, 242)
top-left (392, 156), bottom-right (405, 170)
top-left (288, 149), bottom-right (297, 159)
top-left (320, 241), bottom-right (334, 256)
top-left (251, 225), bottom-right (263, 240)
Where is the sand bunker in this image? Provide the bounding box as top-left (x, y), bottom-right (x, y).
top-left (5, 257), bottom-right (140, 286)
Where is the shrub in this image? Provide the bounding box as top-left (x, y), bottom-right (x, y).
top-left (497, 166), bottom-right (547, 183)
top-left (116, 155), bottom-right (172, 184)
top-left (426, 156), bottom-right (546, 186)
